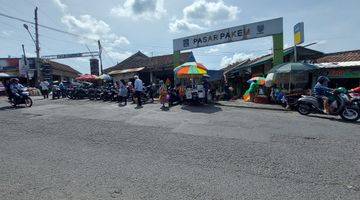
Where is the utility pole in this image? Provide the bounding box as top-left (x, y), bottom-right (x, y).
top-left (34, 7), bottom-right (41, 82)
top-left (21, 44), bottom-right (30, 85)
top-left (22, 44), bottom-right (27, 65)
top-left (98, 40), bottom-right (103, 75)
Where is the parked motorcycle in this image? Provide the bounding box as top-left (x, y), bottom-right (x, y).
top-left (88, 87), bottom-right (97, 100)
top-left (52, 86), bottom-right (61, 99)
top-left (67, 87), bottom-right (76, 99)
top-left (349, 87), bottom-right (360, 105)
top-left (9, 87), bottom-right (33, 107)
top-left (297, 87), bottom-right (360, 121)
top-left (139, 86), bottom-right (152, 104)
top-left (168, 88), bottom-right (181, 106)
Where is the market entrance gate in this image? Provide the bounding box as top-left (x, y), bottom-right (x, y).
top-left (173, 18), bottom-right (284, 68)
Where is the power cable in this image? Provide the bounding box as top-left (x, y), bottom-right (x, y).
top-left (21, 0), bottom-right (61, 26)
top-left (0, 11), bottom-right (97, 42)
top-left (102, 48), bottom-right (116, 66)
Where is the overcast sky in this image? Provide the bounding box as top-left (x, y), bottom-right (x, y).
top-left (1, 0), bottom-right (359, 74)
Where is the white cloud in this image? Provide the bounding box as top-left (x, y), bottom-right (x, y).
top-left (220, 53), bottom-right (255, 68)
top-left (205, 48), bottom-right (220, 54)
top-left (53, 0), bottom-right (130, 62)
top-left (183, 0), bottom-right (239, 26)
top-left (105, 50), bottom-right (133, 61)
top-left (169, 0), bottom-right (239, 33)
top-left (111, 0), bottom-right (166, 20)
top-left (61, 14), bottom-right (111, 42)
top-left (53, 0), bottom-right (67, 12)
top-left (169, 18), bottom-right (203, 33)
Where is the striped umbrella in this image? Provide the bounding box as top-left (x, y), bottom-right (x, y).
top-left (247, 76), bottom-right (266, 85)
top-left (174, 62), bottom-right (207, 78)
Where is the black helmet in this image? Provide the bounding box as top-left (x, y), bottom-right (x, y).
top-left (317, 76), bottom-right (330, 84)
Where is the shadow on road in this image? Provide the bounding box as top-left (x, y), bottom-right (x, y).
top-left (0, 105), bottom-right (25, 111)
top-left (181, 104), bottom-right (222, 114)
top-left (307, 114), bottom-right (360, 124)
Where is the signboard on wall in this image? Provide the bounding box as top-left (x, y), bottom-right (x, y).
top-left (90, 58), bottom-right (99, 76)
top-left (173, 18), bottom-right (283, 51)
top-left (41, 63), bottom-right (53, 82)
top-left (0, 58), bottom-right (19, 71)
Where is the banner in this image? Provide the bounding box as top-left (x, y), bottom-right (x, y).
top-left (173, 18), bottom-right (283, 51)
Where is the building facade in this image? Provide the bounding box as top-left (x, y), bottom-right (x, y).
top-left (314, 50), bottom-right (360, 89)
top-left (104, 51), bottom-right (196, 84)
top-left (0, 57), bottom-right (80, 85)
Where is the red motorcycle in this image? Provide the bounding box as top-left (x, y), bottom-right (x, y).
top-left (350, 87), bottom-right (360, 104)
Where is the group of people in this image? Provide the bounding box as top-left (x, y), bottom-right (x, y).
top-left (116, 75), bottom-right (186, 109)
top-left (115, 75), bottom-right (147, 108)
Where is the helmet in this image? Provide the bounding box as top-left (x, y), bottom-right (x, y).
top-left (10, 78), bottom-right (19, 83)
top-left (317, 76), bottom-right (330, 84)
top-left (335, 87), bottom-right (348, 94)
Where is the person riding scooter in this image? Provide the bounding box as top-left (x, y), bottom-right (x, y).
top-left (313, 76), bottom-right (333, 114)
top-left (9, 78), bottom-right (24, 103)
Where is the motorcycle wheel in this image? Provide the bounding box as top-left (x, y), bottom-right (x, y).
top-left (297, 103), bottom-right (311, 115)
top-left (340, 108), bottom-right (360, 121)
top-left (24, 97), bottom-right (33, 107)
top-left (9, 100), bottom-right (16, 107)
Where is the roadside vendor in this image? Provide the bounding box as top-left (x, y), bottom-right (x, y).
top-left (177, 83), bottom-right (185, 104)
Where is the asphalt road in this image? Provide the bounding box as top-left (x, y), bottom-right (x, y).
top-left (0, 97), bottom-right (359, 199)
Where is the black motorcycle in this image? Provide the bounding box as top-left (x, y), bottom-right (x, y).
top-left (168, 88), bottom-right (181, 106)
top-left (67, 87), bottom-right (76, 99)
top-left (52, 87), bottom-right (61, 99)
top-left (297, 87), bottom-right (360, 121)
top-left (88, 87), bottom-right (96, 100)
top-left (9, 88), bottom-right (33, 107)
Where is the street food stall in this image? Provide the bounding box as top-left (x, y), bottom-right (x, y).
top-left (174, 62), bottom-right (209, 104)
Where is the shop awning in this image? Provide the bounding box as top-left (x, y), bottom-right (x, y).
top-left (108, 67), bottom-right (145, 75)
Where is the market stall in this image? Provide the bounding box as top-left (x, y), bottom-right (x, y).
top-left (174, 62), bottom-right (209, 104)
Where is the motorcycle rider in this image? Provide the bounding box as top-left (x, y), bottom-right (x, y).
top-left (9, 78), bottom-right (24, 103)
top-left (313, 76), bottom-right (332, 114)
top-left (59, 81), bottom-right (66, 98)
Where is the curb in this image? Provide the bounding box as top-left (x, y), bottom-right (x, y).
top-left (215, 102), bottom-right (287, 111)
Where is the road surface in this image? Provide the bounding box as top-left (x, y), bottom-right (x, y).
top-left (0, 98), bottom-right (359, 199)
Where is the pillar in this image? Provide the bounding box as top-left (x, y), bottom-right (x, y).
top-left (272, 33), bottom-right (284, 67)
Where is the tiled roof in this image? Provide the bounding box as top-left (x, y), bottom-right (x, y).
top-left (45, 60), bottom-right (81, 75)
top-left (315, 50), bottom-right (360, 63)
top-left (104, 51), bottom-right (194, 73)
top-left (221, 59), bottom-right (250, 72)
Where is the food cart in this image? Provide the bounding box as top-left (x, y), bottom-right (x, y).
top-left (174, 62), bottom-right (209, 104)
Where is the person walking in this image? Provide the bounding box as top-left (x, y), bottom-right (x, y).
top-left (127, 81), bottom-right (134, 104)
top-left (118, 80), bottom-right (128, 106)
top-left (149, 83), bottom-right (156, 103)
top-left (159, 80), bottom-right (168, 109)
top-left (39, 80), bottom-right (50, 99)
top-left (134, 75), bottom-right (143, 108)
top-left (59, 81), bottom-right (66, 98)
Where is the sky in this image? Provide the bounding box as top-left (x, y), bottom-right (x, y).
top-left (1, 0), bottom-right (360, 74)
